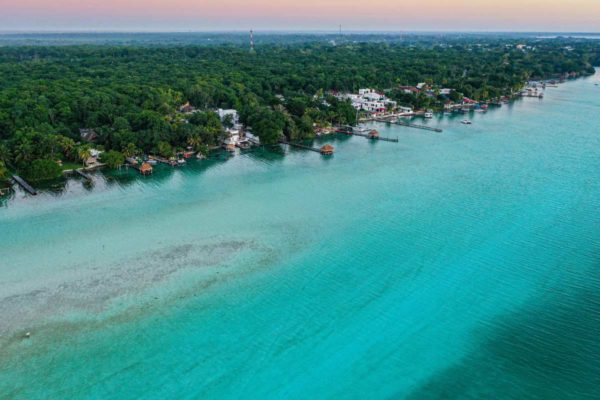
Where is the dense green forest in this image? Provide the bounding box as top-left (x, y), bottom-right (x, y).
top-left (0, 36), bottom-right (598, 181)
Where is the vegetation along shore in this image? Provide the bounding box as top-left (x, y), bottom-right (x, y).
top-left (0, 34), bottom-right (598, 187)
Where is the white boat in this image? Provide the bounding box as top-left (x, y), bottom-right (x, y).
top-left (461, 119), bottom-right (472, 125)
top-left (177, 159), bottom-right (186, 164)
top-left (424, 112), bottom-right (433, 119)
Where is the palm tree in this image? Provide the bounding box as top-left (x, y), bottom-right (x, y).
top-left (56, 136), bottom-right (75, 157)
top-left (122, 143), bottom-right (139, 159)
top-left (12, 140), bottom-right (33, 166)
top-left (0, 161), bottom-right (8, 181)
top-left (78, 145), bottom-right (92, 167)
top-left (0, 143), bottom-right (10, 164)
top-left (187, 134), bottom-right (201, 151)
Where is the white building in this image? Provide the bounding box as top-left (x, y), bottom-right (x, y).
top-left (361, 101), bottom-right (387, 113)
top-left (359, 88), bottom-right (385, 101)
top-left (337, 89), bottom-right (396, 114)
top-left (217, 109), bottom-right (239, 125)
top-left (223, 129), bottom-right (241, 146)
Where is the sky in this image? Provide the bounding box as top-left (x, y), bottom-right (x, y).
top-left (1, 0), bottom-right (599, 33)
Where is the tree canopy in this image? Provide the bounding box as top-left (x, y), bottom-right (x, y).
top-left (0, 36), bottom-right (597, 180)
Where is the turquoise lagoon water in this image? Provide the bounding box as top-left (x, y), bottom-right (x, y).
top-left (1, 72), bottom-right (600, 399)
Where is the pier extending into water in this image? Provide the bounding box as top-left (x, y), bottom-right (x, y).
top-left (12, 175), bottom-right (37, 195)
top-left (75, 169), bottom-right (93, 181)
top-left (337, 126), bottom-right (399, 142)
top-left (285, 142), bottom-right (321, 153)
top-left (148, 156), bottom-right (178, 166)
top-left (375, 118), bottom-right (443, 133)
top-left (281, 140), bottom-right (334, 155)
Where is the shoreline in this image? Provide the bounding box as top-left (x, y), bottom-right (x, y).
top-left (0, 78), bottom-right (573, 204)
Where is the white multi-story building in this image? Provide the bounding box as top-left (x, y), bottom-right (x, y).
top-left (361, 101), bottom-right (386, 112)
top-left (338, 89), bottom-right (396, 114)
top-left (217, 109), bottom-right (239, 125)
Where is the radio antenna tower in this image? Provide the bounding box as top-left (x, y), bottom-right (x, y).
top-left (250, 29), bottom-right (255, 53)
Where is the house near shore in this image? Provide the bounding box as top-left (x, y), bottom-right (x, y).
top-left (217, 109), bottom-right (239, 126)
top-left (223, 129), bottom-right (241, 146)
top-left (320, 144), bottom-right (334, 155)
top-left (336, 88), bottom-right (396, 114)
top-left (368, 130), bottom-right (380, 139)
top-left (79, 129), bottom-right (98, 143)
top-left (140, 162), bottom-right (153, 175)
top-left (398, 86), bottom-right (420, 95)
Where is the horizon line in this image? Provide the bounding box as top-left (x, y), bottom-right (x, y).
top-left (1, 29), bottom-right (600, 35)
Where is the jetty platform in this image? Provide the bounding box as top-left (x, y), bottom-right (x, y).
top-left (376, 118), bottom-right (443, 133)
top-left (281, 141), bottom-right (334, 155)
top-left (338, 127), bottom-right (398, 142)
top-left (12, 175), bottom-right (37, 195)
top-left (75, 169), bottom-right (93, 181)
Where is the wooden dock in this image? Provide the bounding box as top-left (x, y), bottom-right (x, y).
top-left (283, 141), bottom-right (321, 153)
top-left (148, 156), bottom-right (177, 166)
top-left (12, 175), bottom-right (37, 195)
top-left (348, 131), bottom-right (399, 142)
top-left (282, 141), bottom-right (334, 155)
top-left (75, 169), bottom-right (93, 181)
top-left (375, 119), bottom-right (443, 133)
top-left (337, 126), bottom-right (399, 142)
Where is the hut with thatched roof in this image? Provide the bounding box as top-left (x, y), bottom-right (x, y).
top-left (368, 129), bottom-right (380, 139)
top-left (139, 162), bottom-right (153, 175)
top-left (320, 144), bottom-right (335, 155)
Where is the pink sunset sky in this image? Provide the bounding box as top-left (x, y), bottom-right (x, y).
top-left (1, 0), bottom-right (599, 32)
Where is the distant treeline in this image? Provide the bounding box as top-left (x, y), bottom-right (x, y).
top-left (0, 37), bottom-right (598, 181)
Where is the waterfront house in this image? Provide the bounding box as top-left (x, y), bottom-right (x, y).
top-left (369, 130), bottom-right (380, 139)
top-left (140, 162), bottom-right (153, 175)
top-left (362, 101), bottom-right (387, 113)
top-left (338, 89), bottom-right (396, 114)
top-left (320, 144), bottom-right (334, 155)
top-left (217, 109), bottom-right (239, 125)
top-left (222, 129), bottom-right (241, 147)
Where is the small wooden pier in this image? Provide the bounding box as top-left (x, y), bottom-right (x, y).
top-left (337, 126), bottom-right (399, 142)
top-left (12, 175), bottom-right (37, 195)
top-left (149, 156), bottom-right (177, 166)
top-left (375, 118), bottom-right (443, 133)
top-left (75, 169), bottom-right (93, 181)
top-left (282, 141), bottom-right (334, 155)
top-left (127, 162), bottom-right (153, 175)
